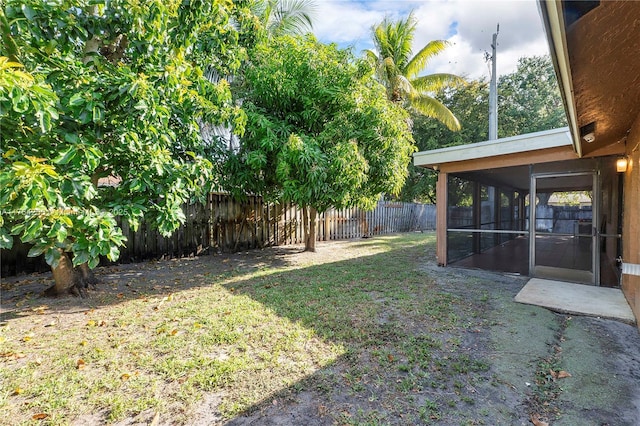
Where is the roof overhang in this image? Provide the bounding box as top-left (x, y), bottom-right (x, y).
top-left (414, 127), bottom-right (573, 170)
top-left (537, 0), bottom-right (581, 156)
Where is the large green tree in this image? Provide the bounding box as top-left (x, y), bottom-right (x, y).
top-left (400, 81), bottom-right (490, 203)
top-left (0, 1), bottom-right (256, 295)
top-left (497, 56), bottom-right (567, 137)
top-left (222, 35), bottom-right (415, 251)
top-left (366, 11), bottom-right (465, 131)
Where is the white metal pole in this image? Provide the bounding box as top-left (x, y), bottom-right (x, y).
top-left (489, 24), bottom-right (499, 140)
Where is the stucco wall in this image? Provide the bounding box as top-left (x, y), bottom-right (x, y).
top-left (622, 112), bottom-right (640, 327)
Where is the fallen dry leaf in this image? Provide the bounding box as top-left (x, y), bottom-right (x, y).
top-left (557, 370), bottom-right (572, 379)
top-left (13, 387), bottom-right (23, 395)
top-left (530, 413), bottom-right (549, 426)
top-left (121, 373), bottom-right (130, 381)
top-left (76, 359), bottom-right (86, 370)
top-left (32, 413), bottom-right (48, 420)
top-left (549, 369), bottom-right (571, 380)
top-left (387, 354), bottom-right (394, 362)
top-left (32, 305), bottom-right (48, 314)
top-left (10, 352), bottom-right (26, 360)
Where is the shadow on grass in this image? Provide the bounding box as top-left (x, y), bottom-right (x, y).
top-left (201, 234), bottom-right (510, 425)
top-left (0, 245), bottom-right (311, 318)
top-left (1, 235), bottom-right (423, 317)
top-left (0, 233), bottom-right (523, 425)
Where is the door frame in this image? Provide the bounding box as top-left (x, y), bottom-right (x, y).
top-left (529, 171), bottom-right (600, 285)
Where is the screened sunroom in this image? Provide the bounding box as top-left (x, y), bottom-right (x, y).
top-left (415, 128), bottom-right (626, 287)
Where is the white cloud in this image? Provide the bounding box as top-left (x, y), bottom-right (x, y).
top-left (313, 0), bottom-right (550, 78)
top-left (312, 2), bottom-right (385, 49)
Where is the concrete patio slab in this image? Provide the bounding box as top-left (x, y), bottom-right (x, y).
top-left (515, 278), bottom-right (636, 324)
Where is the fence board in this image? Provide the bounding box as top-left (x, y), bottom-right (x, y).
top-left (2, 196), bottom-right (436, 276)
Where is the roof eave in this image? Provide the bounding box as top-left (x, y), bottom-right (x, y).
top-left (413, 127), bottom-right (572, 169)
top-left (538, 0), bottom-right (582, 157)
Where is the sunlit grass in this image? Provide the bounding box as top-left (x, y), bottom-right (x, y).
top-left (1, 234), bottom-right (438, 425)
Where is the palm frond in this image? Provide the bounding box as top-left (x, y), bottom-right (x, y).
top-left (404, 40), bottom-right (449, 79)
top-left (394, 75), bottom-right (413, 102)
top-left (411, 73), bottom-right (466, 93)
top-left (248, 0), bottom-right (271, 20)
top-left (409, 94), bottom-right (461, 131)
top-left (382, 57), bottom-right (399, 81)
top-left (369, 10), bottom-right (463, 131)
top-left (265, 0), bottom-right (317, 36)
top-left (372, 12), bottom-right (416, 72)
top-left (363, 49), bottom-right (379, 66)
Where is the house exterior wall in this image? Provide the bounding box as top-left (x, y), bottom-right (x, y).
top-left (622, 112), bottom-right (640, 327)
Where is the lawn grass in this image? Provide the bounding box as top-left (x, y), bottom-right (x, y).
top-left (0, 233), bottom-right (491, 425)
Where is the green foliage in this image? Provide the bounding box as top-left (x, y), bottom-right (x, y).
top-left (250, 0), bottom-right (316, 37)
top-left (498, 56), bottom-right (567, 137)
top-left (398, 55), bottom-right (567, 202)
top-left (223, 35), bottom-right (415, 212)
top-left (0, 1), bottom-right (257, 269)
top-left (366, 12), bottom-right (464, 131)
top-left (400, 81), bottom-right (490, 203)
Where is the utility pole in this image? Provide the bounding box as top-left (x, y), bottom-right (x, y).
top-left (488, 24), bottom-right (499, 140)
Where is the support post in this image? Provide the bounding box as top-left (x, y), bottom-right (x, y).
top-left (436, 171), bottom-right (448, 266)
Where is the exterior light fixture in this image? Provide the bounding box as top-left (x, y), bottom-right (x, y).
top-left (580, 121), bottom-right (596, 143)
top-left (616, 157), bottom-right (628, 173)
top-left (583, 132), bottom-right (595, 143)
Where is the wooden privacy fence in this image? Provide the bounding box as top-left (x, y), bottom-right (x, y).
top-left (1, 195), bottom-right (435, 276)
top-left (118, 195), bottom-right (436, 259)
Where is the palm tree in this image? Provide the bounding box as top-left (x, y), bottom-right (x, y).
top-left (366, 12), bottom-right (464, 131)
top-left (251, 0), bottom-right (316, 36)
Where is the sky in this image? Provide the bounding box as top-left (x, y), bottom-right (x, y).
top-left (312, 0), bottom-right (550, 81)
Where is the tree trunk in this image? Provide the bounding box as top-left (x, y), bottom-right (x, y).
top-left (45, 250), bottom-right (87, 297)
top-left (304, 206), bottom-right (317, 252)
top-left (77, 262), bottom-right (99, 289)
